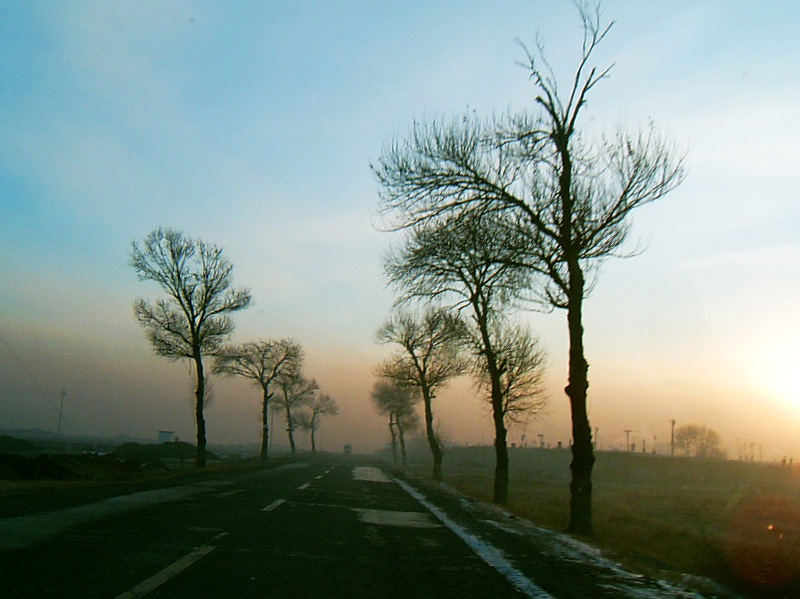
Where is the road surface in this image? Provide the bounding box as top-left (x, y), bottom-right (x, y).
top-left (1, 454), bottom-right (739, 598)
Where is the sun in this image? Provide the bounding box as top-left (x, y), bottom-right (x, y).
top-left (750, 338), bottom-right (800, 415)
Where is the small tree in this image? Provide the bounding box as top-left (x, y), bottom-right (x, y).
top-left (371, 379), bottom-right (421, 468)
top-left (274, 372), bottom-right (318, 454)
top-left (386, 209), bottom-right (546, 503)
top-left (376, 308), bottom-right (467, 480)
top-left (130, 228), bottom-right (250, 467)
top-left (296, 393), bottom-right (339, 453)
top-left (214, 339), bottom-right (302, 462)
top-left (675, 424), bottom-right (725, 459)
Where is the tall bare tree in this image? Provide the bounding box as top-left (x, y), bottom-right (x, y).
top-left (371, 379), bottom-right (421, 468)
top-left (295, 392), bottom-right (338, 453)
top-left (376, 308), bottom-right (467, 480)
top-left (130, 228), bottom-right (250, 467)
top-left (213, 339), bottom-right (302, 462)
top-left (386, 209), bottom-right (546, 503)
top-left (374, 3), bottom-right (685, 532)
top-left (274, 373), bottom-right (318, 454)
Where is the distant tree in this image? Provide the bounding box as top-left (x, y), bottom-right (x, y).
top-left (371, 379), bottom-right (421, 468)
top-left (274, 372), bottom-right (318, 453)
top-left (213, 339), bottom-right (302, 462)
top-left (374, 3), bottom-right (685, 532)
top-left (376, 308), bottom-right (467, 480)
top-left (130, 228), bottom-right (251, 468)
top-left (675, 424), bottom-right (725, 459)
top-left (295, 392), bottom-right (339, 453)
top-left (385, 208), bottom-right (547, 503)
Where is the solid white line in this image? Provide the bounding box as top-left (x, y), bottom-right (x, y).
top-left (262, 499), bottom-right (286, 512)
top-left (391, 476), bottom-right (553, 599)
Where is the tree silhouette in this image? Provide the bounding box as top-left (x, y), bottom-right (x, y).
top-left (374, 3), bottom-right (685, 532)
top-left (386, 209), bottom-right (547, 503)
top-left (296, 392), bottom-right (338, 453)
top-left (376, 308), bottom-right (467, 480)
top-left (371, 379), bottom-right (421, 468)
top-left (214, 339), bottom-right (302, 462)
top-left (130, 228), bottom-right (250, 467)
top-left (274, 373), bottom-right (318, 454)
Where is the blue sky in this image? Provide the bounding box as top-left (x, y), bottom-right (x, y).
top-left (1, 1), bottom-right (799, 457)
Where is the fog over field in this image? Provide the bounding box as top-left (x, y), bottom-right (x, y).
top-left (1, 1), bottom-right (798, 460)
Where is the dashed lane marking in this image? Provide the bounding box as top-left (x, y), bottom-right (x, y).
top-left (114, 532), bottom-right (227, 599)
top-left (262, 499), bottom-right (286, 512)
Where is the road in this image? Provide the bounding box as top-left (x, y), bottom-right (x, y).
top-left (1, 454), bottom-right (739, 598)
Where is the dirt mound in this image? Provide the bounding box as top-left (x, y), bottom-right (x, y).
top-left (0, 436), bottom-right (40, 453)
top-left (116, 441), bottom-right (213, 464)
top-left (0, 453), bottom-right (75, 480)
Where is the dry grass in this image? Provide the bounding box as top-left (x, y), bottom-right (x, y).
top-left (404, 446), bottom-right (800, 595)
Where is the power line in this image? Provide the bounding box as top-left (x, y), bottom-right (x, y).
top-left (0, 333), bottom-right (76, 434)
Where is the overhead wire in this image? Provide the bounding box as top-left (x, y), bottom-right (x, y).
top-left (0, 333), bottom-right (77, 434)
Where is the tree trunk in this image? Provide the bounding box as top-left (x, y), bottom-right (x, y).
top-left (310, 422), bottom-right (317, 453)
top-left (397, 421), bottom-right (407, 469)
top-left (556, 125), bottom-right (595, 535)
top-left (285, 404), bottom-right (297, 453)
top-left (493, 416), bottom-right (509, 504)
top-left (260, 388), bottom-right (270, 463)
top-left (389, 416), bottom-right (398, 464)
top-left (475, 306), bottom-right (509, 504)
top-left (565, 270), bottom-right (594, 534)
top-left (422, 387), bottom-right (443, 480)
top-left (194, 354), bottom-right (207, 468)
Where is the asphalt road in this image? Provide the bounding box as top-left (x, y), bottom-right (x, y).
top-left (1, 454), bottom-right (741, 598)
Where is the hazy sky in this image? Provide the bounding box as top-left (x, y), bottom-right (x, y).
top-left (1, 1), bottom-right (798, 458)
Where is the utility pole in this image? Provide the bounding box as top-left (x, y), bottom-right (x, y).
top-left (57, 388), bottom-right (67, 436)
top-left (670, 419), bottom-right (676, 457)
top-left (521, 414), bottom-right (531, 447)
top-left (624, 429), bottom-right (633, 452)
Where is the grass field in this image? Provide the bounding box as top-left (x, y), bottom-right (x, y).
top-left (401, 445), bottom-right (800, 596)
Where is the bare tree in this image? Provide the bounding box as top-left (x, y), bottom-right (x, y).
top-left (376, 308), bottom-right (467, 480)
top-left (675, 424), bottom-right (725, 459)
top-left (296, 392), bottom-right (339, 453)
top-left (274, 372), bottom-right (318, 454)
top-left (213, 339), bottom-right (302, 462)
top-left (371, 379), bottom-right (421, 468)
top-left (386, 209), bottom-right (546, 503)
top-left (130, 228), bottom-right (251, 467)
top-left (374, 3), bottom-right (685, 532)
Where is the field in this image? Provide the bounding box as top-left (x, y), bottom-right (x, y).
top-left (402, 445), bottom-right (800, 596)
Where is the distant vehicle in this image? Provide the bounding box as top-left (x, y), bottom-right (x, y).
top-left (343, 444), bottom-right (352, 455)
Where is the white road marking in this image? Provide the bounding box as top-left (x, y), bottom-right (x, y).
top-left (354, 508), bottom-right (441, 529)
top-left (298, 483), bottom-right (310, 490)
top-left (391, 476), bottom-right (553, 599)
top-left (352, 466), bottom-right (392, 483)
top-left (262, 499), bottom-right (286, 512)
top-left (215, 489), bottom-right (244, 497)
top-left (114, 532), bottom-right (227, 599)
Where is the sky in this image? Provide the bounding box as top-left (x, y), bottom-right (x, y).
top-left (1, 1), bottom-right (798, 459)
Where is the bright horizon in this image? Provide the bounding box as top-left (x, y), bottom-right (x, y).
top-left (1, 1), bottom-right (798, 460)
